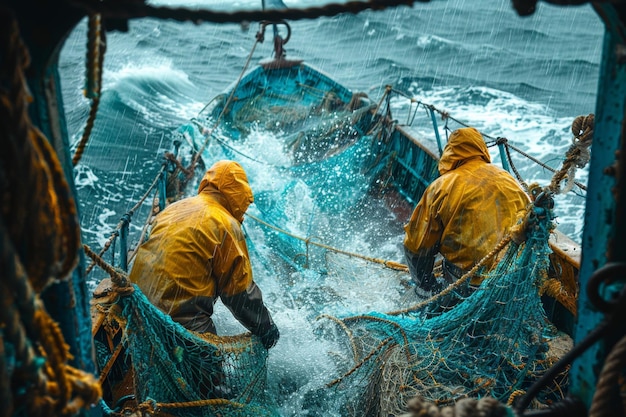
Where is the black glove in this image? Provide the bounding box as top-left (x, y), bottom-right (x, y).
top-left (259, 323), bottom-right (280, 350)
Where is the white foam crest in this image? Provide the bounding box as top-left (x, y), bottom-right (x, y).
top-left (387, 84), bottom-right (587, 243)
top-left (80, 207), bottom-right (118, 248)
top-left (74, 164), bottom-right (99, 190)
top-left (416, 86), bottom-right (574, 153)
top-left (416, 34), bottom-right (465, 50)
top-left (243, 125), bottom-right (293, 168)
top-left (104, 61), bottom-right (204, 122)
top-left (104, 60), bottom-right (189, 88)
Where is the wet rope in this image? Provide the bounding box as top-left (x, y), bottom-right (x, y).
top-left (72, 13), bottom-right (106, 166)
top-left (316, 314), bottom-right (359, 362)
top-left (397, 396), bottom-right (509, 417)
top-left (83, 244), bottom-right (130, 289)
top-left (127, 193), bottom-right (160, 265)
top-left (85, 163), bottom-right (165, 275)
top-left (0, 222), bottom-right (46, 416)
top-left (0, 8), bottom-right (101, 414)
top-left (589, 334), bottom-right (626, 417)
top-left (498, 137), bottom-right (529, 192)
top-left (326, 337), bottom-right (395, 388)
top-left (1, 8), bottom-right (81, 290)
top-left (549, 114), bottom-right (593, 194)
top-left (69, 0), bottom-right (429, 25)
top-left (246, 213), bottom-right (409, 272)
top-left (187, 24), bottom-right (265, 175)
top-left (151, 398), bottom-right (247, 410)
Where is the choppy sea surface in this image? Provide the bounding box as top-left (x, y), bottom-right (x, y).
top-left (59, 1), bottom-right (603, 415)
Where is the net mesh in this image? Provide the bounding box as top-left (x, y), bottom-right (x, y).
top-left (318, 202), bottom-right (571, 416)
top-left (93, 285), bottom-right (280, 417)
top-left (195, 91), bottom-right (571, 414)
top-left (95, 63), bottom-right (576, 416)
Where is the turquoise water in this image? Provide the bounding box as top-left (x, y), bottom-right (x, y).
top-left (58, 2), bottom-right (603, 415)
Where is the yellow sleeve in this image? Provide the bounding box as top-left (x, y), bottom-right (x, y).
top-left (212, 215), bottom-right (253, 297)
top-left (403, 183), bottom-right (443, 255)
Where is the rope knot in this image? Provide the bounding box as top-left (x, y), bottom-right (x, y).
top-left (138, 398), bottom-right (158, 414)
top-left (495, 136), bottom-right (508, 145)
top-left (548, 114), bottom-right (594, 194)
top-left (571, 113), bottom-right (594, 142)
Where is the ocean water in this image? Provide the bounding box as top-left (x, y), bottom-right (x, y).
top-left (59, 1), bottom-right (603, 415)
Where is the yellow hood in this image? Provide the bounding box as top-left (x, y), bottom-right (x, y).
top-left (438, 127), bottom-right (491, 174)
top-left (198, 160), bottom-right (253, 222)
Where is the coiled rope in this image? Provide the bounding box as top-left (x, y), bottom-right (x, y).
top-left (397, 396), bottom-right (509, 417)
top-left (0, 7), bottom-right (101, 415)
top-left (549, 113), bottom-right (593, 194)
top-left (589, 334), bottom-right (626, 417)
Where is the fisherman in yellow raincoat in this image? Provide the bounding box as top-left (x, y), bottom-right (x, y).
top-left (404, 127), bottom-right (529, 311)
top-left (129, 160), bottom-right (279, 350)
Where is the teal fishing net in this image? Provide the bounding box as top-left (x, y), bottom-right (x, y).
top-left (117, 60), bottom-right (578, 417)
top-left (319, 198), bottom-right (571, 416)
top-left (93, 284), bottom-right (280, 417)
top-left (194, 103), bottom-right (572, 414)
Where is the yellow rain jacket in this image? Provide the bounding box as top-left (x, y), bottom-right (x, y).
top-left (403, 127), bottom-right (529, 287)
top-left (129, 160), bottom-right (277, 341)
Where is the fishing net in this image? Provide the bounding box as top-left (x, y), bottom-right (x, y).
top-left (92, 282), bottom-right (280, 417)
top-left (318, 197), bottom-right (572, 416)
top-left (103, 56), bottom-right (585, 416)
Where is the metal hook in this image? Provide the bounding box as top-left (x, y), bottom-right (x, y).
top-left (586, 262), bottom-right (626, 314)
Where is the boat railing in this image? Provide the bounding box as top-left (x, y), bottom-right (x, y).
top-left (83, 89), bottom-right (591, 293)
top-left (380, 87), bottom-right (589, 196)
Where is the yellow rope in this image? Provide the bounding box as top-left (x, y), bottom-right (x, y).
top-left (161, 398), bottom-right (246, 408)
top-left (507, 389), bottom-right (526, 406)
top-left (83, 244), bottom-right (131, 290)
top-left (136, 397), bottom-right (247, 413)
top-left (326, 337), bottom-right (395, 388)
top-left (539, 278), bottom-right (577, 316)
top-left (72, 14), bottom-right (105, 166)
top-left (246, 213), bottom-right (409, 272)
top-left (1, 11), bottom-right (101, 415)
top-left (590, 334), bottom-right (626, 417)
top-left (386, 221), bottom-right (519, 316)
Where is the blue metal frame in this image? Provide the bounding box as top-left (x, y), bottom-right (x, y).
top-left (570, 4), bottom-right (626, 412)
